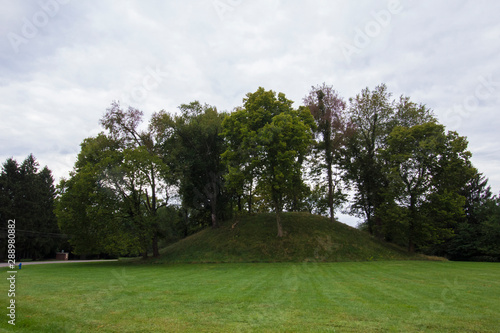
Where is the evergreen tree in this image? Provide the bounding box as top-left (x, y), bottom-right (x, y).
top-left (0, 155), bottom-right (60, 260)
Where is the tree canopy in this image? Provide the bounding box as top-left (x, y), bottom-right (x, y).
top-left (6, 83), bottom-right (497, 261)
top-left (222, 87), bottom-right (315, 236)
top-left (0, 155), bottom-right (60, 260)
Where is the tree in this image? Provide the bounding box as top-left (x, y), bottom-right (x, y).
top-left (152, 101), bottom-right (228, 229)
top-left (344, 84), bottom-right (394, 236)
top-left (221, 88), bottom-right (289, 213)
top-left (258, 108), bottom-right (315, 236)
top-left (480, 195), bottom-right (500, 260)
top-left (445, 173), bottom-right (500, 261)
top-left (392, 95), bottom-right (436, 128)
top-left (303, 84), bottom-right (353, 222)
top-left (0, 155), bottom-right (60, 260)
top-left (222, 88), bottom-right (314, 237)
top-left (381, 122), bottom-right (474, 252)
top-left (57, 102), bottom-right (173, 259)
top-left (0, 158), bottom-right (20, 224)
top-left (55, 134), bottom-right (142, 257)
top-left (344, 84), bottom-right (437, 237)
top-left (99, 102), bottom-right (173, 258)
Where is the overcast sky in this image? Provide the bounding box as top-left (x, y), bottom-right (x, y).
top-left (1, 0), bottom-right (499, 226)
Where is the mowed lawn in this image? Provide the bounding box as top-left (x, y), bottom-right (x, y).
top-left (1, 261), bottom-right (499, 332)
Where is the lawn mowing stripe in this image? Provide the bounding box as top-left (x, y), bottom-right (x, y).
top-left (1, 261), bottom-right (498, 332)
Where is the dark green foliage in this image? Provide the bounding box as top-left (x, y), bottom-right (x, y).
top-left (380, 123), bottom-right (474, 252)
top-left (443, 173), bottom-right (500, 261)
top-left (155, 205), bottom-right (184, 248)
top-left (480, 197), bottom-right (500, 260)
top-left (152, 101), bottom-right (229, 229)
top-left (0, 155), bottom-right (61, 260)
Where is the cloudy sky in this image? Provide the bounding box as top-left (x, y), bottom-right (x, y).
top-left (1, 0), bottom-right (499, 226)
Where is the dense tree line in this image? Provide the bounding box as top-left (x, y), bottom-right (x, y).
top-left (0, 155), bottom-right (61, 260)
top-left (2, 84), bottom-right (498, 261)
top-left (55, 103), bottom-right (179, 259)
top-left (54, 84), bottom-right (500, 261)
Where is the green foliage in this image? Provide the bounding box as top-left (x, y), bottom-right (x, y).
top-left (381, 122), bottom-right (474, 252)
top-left (221, 87), bottom-right (290, 213)
top-left (344, 85), bottom-right (437, 237)
top-left (444, 173), bottom-right (500, 261)
top-left (55, 135), bottom-right (143, 256)
top-left (57, 103), bottom-right (175, 258)
top-left (222, 88), bottom-right (314, 236)
top-left (153, 101), bottom-right (229, 228)
top-left (480, 197), bottom-right (500, 260)
top-left (27, 84), bottom-right (500, 262)
top-left (304, 84), bottom-right (352, 221)
top-left (344, 84), bottom-right (395, 235)
top-left (257, 108), bottom-right (314, 209)
top-left (0, 155), bottom-right (61, 260)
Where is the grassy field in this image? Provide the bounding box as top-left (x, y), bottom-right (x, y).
top-left (1, 261), bottom-right (499, 332)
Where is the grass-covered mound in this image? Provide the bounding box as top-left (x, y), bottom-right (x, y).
top-left (156, 212), bottom-right (423, 263)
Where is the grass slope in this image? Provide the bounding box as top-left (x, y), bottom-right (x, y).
top-left (156, 212), bottom-right (422, 263)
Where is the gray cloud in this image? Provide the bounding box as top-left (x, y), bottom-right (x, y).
top-left (1, 0), bottom-right (499, 226)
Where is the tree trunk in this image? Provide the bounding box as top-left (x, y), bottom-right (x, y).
top-left (374, 216), bottom-right (383, 239)
top-left (248, 187), bottom-right (253, 214)
top-left (365, 204), bottom-right (374, 235)
top-left (275, 201), bottom-right (283, 237)
top-left (211, 213), bottom-right (217, 228)
top-left (211, 180), bottom-right (218, 228)
top-left (151, 171), bottom-right (160, 257)
top-left (408, 194), bottom-right (416, 253)
top-left (408, 217), bottom-right (415, 253)
top-left (328, 166), bottom-right (334, 223)
top-left (326, 127), bottom-right (335, 223)
top-left (183, 207), bottom-right (189, 237)
top-left (152, 233), bottom-right (159, 257)
top-left (408, 239), bottom-right (415, 253)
